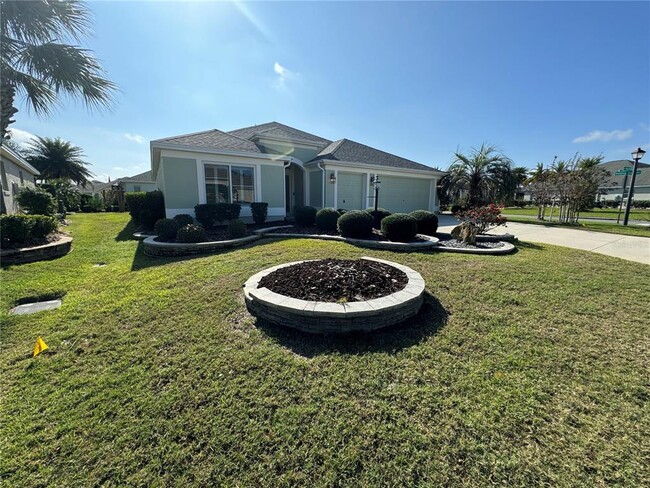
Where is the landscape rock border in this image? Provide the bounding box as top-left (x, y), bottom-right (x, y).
top-left (143, 234), bottom-right (260, 257)
top-left (244, 256), bottom-right (425, 334)
top-left (0, 235), bottom-right (73, 265)
top-left (432, 240), bottom-right (516, 255)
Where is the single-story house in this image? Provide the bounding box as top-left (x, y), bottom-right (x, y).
top-left (1, 144), bottom-right (40, 215)
top-left (75, 171), bottom-right (158, 196)
top-left (150, 122), bottom-right (446, 221)
top-left (595, 159), bottom-right (650, 202)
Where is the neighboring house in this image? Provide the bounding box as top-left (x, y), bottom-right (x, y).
top-left (595, 159), bottom-right (650, 202)
top-left (150, 121), bottom-right (446, 220)
top-left (0, 144), bottom-right (40, 215)
top-left (75, 171), bottom-right (158, 196)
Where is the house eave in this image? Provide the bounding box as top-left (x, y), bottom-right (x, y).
top-left (0, 145), bottom-right (40, 175)
top-left (304, 158), bottom-right (447, 177)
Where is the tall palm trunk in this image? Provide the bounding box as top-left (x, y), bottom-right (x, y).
top-left (0, 82), bottom-right (18, 139)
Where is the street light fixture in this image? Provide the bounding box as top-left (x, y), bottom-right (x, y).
top-left (623, 147), bottom-right (645, 226)
top-left (372, 174), bottom-right (382, 227)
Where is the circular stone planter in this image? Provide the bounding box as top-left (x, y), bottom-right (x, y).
top-left (255, 226), bottom-right (439, 251)
top-left (0, 235), bottom-right (72, 265)
top-left (143, 234), bottom-right (260, 257)
top-left (244, 256), bottom-right (425, 334)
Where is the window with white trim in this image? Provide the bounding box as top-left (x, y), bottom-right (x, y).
top-left (204, 163), bottom-right (255, 204)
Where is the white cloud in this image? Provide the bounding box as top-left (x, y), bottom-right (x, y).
top-left (124, 133), bottom-right (145, 144)
top-left (273, 61), bottom-right (298, 90)
top-left (6, 127), bottom-right (37, 146)
top-left (573, 129), bottom-right (633, 143)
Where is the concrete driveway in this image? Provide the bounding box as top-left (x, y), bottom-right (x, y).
top-left (437, 215), bottom-right (650, 265)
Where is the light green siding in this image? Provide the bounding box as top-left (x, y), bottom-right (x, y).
top-left (375, 176), bottom-right (431, 213)
top-left (161, 157), bottom-right (198, 208)
top-left (258, 141), bottom-right (320, 163)
top-left (309, 171), bottom-right (323, 207)
top-left (337, 172), bottom-right (365, 210)
top-left (260, 165), bottom-right (284, 207)
top-left (324, 176), bottom-right (335, 208)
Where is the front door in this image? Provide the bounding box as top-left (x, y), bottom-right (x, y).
top-left (285, 174), bottom-right (292, 214)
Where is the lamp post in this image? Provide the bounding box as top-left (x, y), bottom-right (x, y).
top-left (372, 174), bottom-right (381, 227)
top-left (623, 147), bottom-right (645, 226)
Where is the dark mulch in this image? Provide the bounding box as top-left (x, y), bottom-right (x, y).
top-left (265, 225), bottom-right (431, 243)
top-left (0, 233), bottom-right (60, 251)
top-left (258, 258), bottom-right (408, 302)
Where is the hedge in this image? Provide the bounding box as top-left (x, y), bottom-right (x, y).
top-left (409, 210), bottom-right (439, 235)
top-left (337, 210), bottom-right (373, 238)
top-left (0, 214), bottom-right (57, 247)
top-left (154, 218), bottom-right (181, 241)
top-left (125, 191), bottom-right (165, 229)
top-left (173, 214), bottom-right (194, 227)
top-left (194, 203), bottom-right (241, 228)
top-left (295, 206), bottom-right (317, 227)
top-left (381, 213), bottom-right (417, 242)
top-left (176, 224), bottom-right (207, 243)
top-left (315, 208), bottom-right (340, 232)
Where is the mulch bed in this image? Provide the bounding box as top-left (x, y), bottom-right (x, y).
top-left (258, 258), bottom-right (408, 302)
top-left (437, 236), bottom-right (505, 249)
top-left (265, 225), bottom-right (431, 243)
top-left (0, 233), bottom-right (60, 251)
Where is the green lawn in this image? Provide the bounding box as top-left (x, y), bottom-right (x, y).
top-left (2, 213), bottom-right (649, 486)
top-left (502, 206), bottom-right (650, 221)
top-left (505, 215), bottom-right (650, 238)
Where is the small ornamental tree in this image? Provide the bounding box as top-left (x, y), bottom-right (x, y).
top-left (456, 204), bottom-right (507, 234)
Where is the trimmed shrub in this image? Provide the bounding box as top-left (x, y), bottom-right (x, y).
top-left (1, 215), bottom-right (33, 245)
top-left (251, 202), bottom-right (268, 224)
top-left (125, 191), bottom-right (165, 228)
top-left (228, 218), bottom-right (247, 238)
top-left (366, 207), bottom-right (391, 228)
top-left (294, 206), bottom-right (317, 227)
top-left (173, 214), bottom-right (194, 227)
top-left (125, 192), bottom-right (147, 223)
top-left (176, 224), bottom-right (207, 243)
top-left (194, 203), bottom-right (242, 228)
top-left (30, 215), bottom-right (58, 238)
top-left (337, 209), bottom-right (347, 215)
top-left (315, 208), bottom-right (340, 232)
top-left (154, 218), bottom-right (181, 241)
top-left (16, 186), bottom-right (56, 216)
top-left (0, 214), bottom-right (57, 246)
top-left (381, 213), bottom-right (417, 242)
top-left (337, 210), bottom-right (373, 238)
top-left (409, 210), bottom-right (439, 235)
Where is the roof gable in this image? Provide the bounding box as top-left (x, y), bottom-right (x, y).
top-left (313, 139), bottom-right (435, 171)
top-left (228, 122), bottom-right (331, 146)
top-left (152, 129), bottom-right (261, 153)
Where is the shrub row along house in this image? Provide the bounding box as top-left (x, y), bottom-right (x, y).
top-left (150, 122), bottom-right (445, 221)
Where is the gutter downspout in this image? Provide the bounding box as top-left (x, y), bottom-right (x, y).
top-left (317, 161), bottom-right (325, 208)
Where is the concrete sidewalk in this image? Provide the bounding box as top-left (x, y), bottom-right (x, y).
top-left (437, 215), bottom-right (650, 265)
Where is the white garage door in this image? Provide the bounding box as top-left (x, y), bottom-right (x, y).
top-left (378, 176), bottom-right (431, 213)
top-left (337, 172), bottom-right (364, 210)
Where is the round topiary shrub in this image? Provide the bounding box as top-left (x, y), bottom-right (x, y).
top-left (0, 215), bottom-right (34, 245)
top-left (294, 206), bottom-right (317, 227)
top-left (381, 213), bottom-right (417, 242)
top-left (337, 210), bottom-right (373, 238)
top-left (251, 202), bottom-right (268, 224)
top-left (228, 218), bottom-right (247, 239)
top-left (315, 208), bottom-right (339, 232)
top-left (176, 224), bottom-right (207, 243)
top-left (366, 207), bottom-right (391, 228)
top-left (30, 215), bottom-right (58, 239)
top-left (173, 214), bottom-right (194, 227)
top-left (409, 210), bottom-right (439, 236)
top-left (154, 218), bottom-right (181, 241)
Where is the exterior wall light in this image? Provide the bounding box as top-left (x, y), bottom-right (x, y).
top-left (330, 173), bottom-right (336, 184)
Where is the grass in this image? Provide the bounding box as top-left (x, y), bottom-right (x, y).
top-left (505, 215), bottom-right (650, 238)
top-left (502, 206), bottom-right (650, 221)
top-left (1, 213), bottom-right (649, 486)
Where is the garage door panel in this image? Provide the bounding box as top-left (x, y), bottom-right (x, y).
top-left (337, 173), bottom-right (364, 210)
top-left (379, 176), bottom-right (430, 213)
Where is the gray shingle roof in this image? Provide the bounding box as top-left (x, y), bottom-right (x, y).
top-left (312, 139), bottom-right (435, 171)
top-left (152, 129), bottom-right (261, 153)
top-left (599, 160), bottom-right (650, 187)
top-left (119, 170), bottom-right (153, 183)
top-left (228, 122), bottom-right (331, 146)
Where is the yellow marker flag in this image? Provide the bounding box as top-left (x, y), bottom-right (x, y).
top-left (33, 336), bottom-right (48, 357)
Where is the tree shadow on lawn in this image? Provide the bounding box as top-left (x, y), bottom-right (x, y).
top-left (115, 219), bottom-right (138, 242)
top-left (255, 291), bottom-right (449, 357)
top-left (514, 241), bottom-right (545, 251)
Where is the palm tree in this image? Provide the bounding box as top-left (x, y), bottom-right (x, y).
top-left (1, 0), bottom-right (116, 138)
top-left (448, 143), bottom-right (513, 207)
top-left (512, 166), bottom-right (529, 186)
top-left (25, 136), bottom-right (92, 185)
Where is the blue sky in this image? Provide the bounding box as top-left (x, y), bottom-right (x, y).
top-left (8, 0), bottom-right (650, 181)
